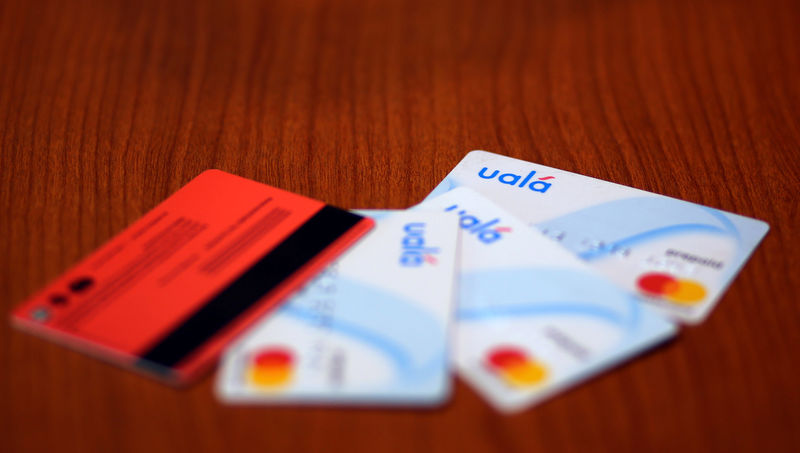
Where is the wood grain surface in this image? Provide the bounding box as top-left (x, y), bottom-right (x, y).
top-left (1, 0), bottom-right (799, 452)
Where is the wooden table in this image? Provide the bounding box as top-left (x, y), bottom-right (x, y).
top-left (2, 0), bottom-right (798, 451)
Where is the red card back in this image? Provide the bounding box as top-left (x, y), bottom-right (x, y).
top-left (11, 170), bottom-right (374, 384)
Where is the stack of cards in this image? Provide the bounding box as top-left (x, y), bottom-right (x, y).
top-left (11, 152), bottom-right (769, 413)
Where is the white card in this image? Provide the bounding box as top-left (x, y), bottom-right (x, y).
top-left (417, 188), bottom-right (676, 413)
top-left (215, 210), bottom-right (459, 406)
top-left (426, 151), bottom-right (769, 324)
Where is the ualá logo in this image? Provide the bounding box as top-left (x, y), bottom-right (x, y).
top-left (477, 167), bottom-right (554, 193)
top-left (400, 222), bottom-right (440, 267)
top-left (444, 205), bottom-right (511, 244)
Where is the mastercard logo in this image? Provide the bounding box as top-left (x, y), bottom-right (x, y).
top-left (636, 272), bottom-right (706, 305)
top-left (247, 347), bottom-right (294, 389)
top-left (485, 346), bottom-right (547, 388)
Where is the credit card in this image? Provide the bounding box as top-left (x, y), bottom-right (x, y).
top-left (417, 188), bottom-right (675, 413)
top-left (11, 170), bottom-right (374, 385)
top-left (426, 151), bottom-right (769, 324)
top-left (216, 210), bottom-right (459, 406)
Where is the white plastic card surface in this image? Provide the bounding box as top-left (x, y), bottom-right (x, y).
top-left (426, 151), bottom-right (769, 324)
top-left (417, 188), bottom-right (675, 413)
top-left (216, 210), bottom-right (459, 406)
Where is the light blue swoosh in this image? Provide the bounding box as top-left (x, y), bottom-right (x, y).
top-left (459, 269), bottom-right (649, 341)
top-left (275, 277), bottom-right (447, 385)
top-left (535, 197), bottom-right (743, 262)
top-left (459, 303), bottom-right (627, 325)
top-left (280, 304), bottom-right (416, 375)
top-left (577, 223), bottom-right (730, 260)
top-left (458, 298), bottom-right (644, 344)
top-left (702, 206), bottom-right (740, 239)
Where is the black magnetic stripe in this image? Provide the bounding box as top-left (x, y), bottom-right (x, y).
top-left (137, 205), bottom-right (363, 371)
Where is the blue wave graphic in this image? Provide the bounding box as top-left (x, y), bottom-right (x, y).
top-left (535, 197), bottom-right (742, 262)
top-left (459, 269), bottom-right (643, 337)
top-left (458, 302), bottom-right (627, 325)
top-left (276, 277), bottom-right (446, 385)
top-left (280, 305), bottom-right (416, 373)
top-left (577, 223), bottom-right (729, 261)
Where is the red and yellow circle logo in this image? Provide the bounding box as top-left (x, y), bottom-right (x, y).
top-left (485, 346), bottom-right (547, 388)
top-left (247, 347), bottom-right (294, 389)
top-left (637, 272), bottom-right (706, 305)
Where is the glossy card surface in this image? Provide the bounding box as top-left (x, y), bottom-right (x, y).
top-left (217, 210), bottom-right (459, 406)
top-left (426, 151), bottom-right (769, 324)
top-left (417, 188), bottom-right (675, 413)
top-left (11, 170), bottom-right (374, 384)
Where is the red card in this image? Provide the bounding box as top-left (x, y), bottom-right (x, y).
top-left (11, 170), bottom-right (374, 385)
